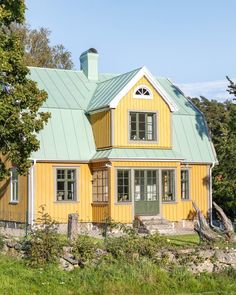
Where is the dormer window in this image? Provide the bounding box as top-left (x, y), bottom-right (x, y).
top-left (133, 85), bottom-right (153, 99)
top-left (129, 111), bottom-right (157, 142)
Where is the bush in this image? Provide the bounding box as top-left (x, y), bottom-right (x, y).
top-left (24, 206), bottom-right (63, 266)
top-left (72, 235), bottom-right (102, 264)
top-left (105, 234), bottom-right (169, 262)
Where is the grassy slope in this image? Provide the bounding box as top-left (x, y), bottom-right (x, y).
top-left (0, 254), bottom-right (236, 295)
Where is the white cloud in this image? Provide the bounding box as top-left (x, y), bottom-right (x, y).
top-left (177, 79), bottom-right (236, 102)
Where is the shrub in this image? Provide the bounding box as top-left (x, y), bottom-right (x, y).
top-left (72, 235), bottom-right (101, 264)
top-left (24, 206), bottom-right (63, 266)
top-left (105, 234), bottom-right (168, 262)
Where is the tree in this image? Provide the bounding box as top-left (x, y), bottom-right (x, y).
top-left (190, 80), bottom-right (236, 220)
top-left (11, 24), bottom-right (74, 69)
top-left (0, 0), bottom-right (50, 179)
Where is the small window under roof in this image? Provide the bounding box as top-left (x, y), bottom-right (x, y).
top-left (133, 85), bottom-right (152, 99)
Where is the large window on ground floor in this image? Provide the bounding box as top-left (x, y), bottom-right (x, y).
top-left (92, 170), bottom-right (108, 202)
top-left (161, 169), bottom-right (175, 202)
top-left (56, 169), bottom-right (77, 201)
top-left (134, 170), bottom-right (158, 201)
top-left (116, 168), bottom-right (177, 203)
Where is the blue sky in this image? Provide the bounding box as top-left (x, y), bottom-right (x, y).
top-left (25, 0), bottom-right (236, 100)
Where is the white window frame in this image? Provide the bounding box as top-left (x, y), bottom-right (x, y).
top-left (10, 167), bottom-right (19, 203)
top-left (133, 84), bottom-right (153, 99)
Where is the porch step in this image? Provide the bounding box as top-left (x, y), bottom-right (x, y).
top-left (135, 215), bottom-right (175, 235)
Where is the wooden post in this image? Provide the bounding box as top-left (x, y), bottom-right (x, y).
top-left (68, 213), bottom-right (78, 241)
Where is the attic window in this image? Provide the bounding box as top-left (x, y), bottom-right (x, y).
top-left (133, 85), bottom-right (152, 99)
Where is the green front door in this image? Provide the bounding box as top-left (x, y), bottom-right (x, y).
top-left (134, 170), bottom-right (159, 215)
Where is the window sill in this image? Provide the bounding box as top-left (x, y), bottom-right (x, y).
top-left (162, 201), bottom-right (177, 204)
top-left (115, 202), bottom-right (132, 205)
top-left (9, 201), bottom-right (19, 205)
top-left (54, 201), bottom-right (79, 204)
top-left (92, 202), bottom-right (109, 205)
top-left (129, 140), bottom-right (158, 144)
top-left (181, 198), bottom-right (191, 202)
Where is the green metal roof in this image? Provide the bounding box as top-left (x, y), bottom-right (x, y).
top-left (28, 67), bottom-right (217, 164)
top-left (31, 107), bottom-right (96, 161)
top-left (92, 148), bottom-right (184, 161)
top-left (87, 68), bottom-right (141, 112)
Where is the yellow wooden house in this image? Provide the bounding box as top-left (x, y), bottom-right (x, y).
top-left (0, 48), bottom-right (217, 230)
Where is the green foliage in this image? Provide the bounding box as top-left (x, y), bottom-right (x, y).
top-left (191, 93), bottom-right (236, 220)
top-left (72, 235), bottom-right (100, 264)
top-left (11, 24), bottom-right (74, 69)
top-left (102, 218), bottom-right (138, 238)
top-left (0, 0), bottom-right (50, 179)
top-left (105, 234), bottom-right (167, 262)
top-left (24, 206), bottom-right (62, 266)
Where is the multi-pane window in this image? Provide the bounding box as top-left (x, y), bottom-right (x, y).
top-left (117, 170), bottom-right (131, 202)
top-left (56, 169), bottom-right (76, 201)
top-left (135, 87), bottom-right (151, 97)
top-left (181, 169), bottom-right (190, 200)
top-left (134, 170), bottom-right (158, 201)
top-left (92, 170), bottom-right (108, 202)
top-left (129, 112), bottom-right (156, 141)
top-left (162, 170), bottom-right (175, 202)
top-left (10, 167), bottom-right (18, 203)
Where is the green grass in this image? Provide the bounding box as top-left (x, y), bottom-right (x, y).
top-left (166, 234), bottom-right (200, 247)
top-left (0, 255), bottom-right (235, 295)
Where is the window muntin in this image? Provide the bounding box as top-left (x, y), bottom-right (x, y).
top-left (181, 169), bottom-right (190, 200)
top-left (135, 87), bottom-right (150, 96)
top-left (10, 167), bottom-right (18, 203)
top-left (129, 112), bottom-right (156, 141)
top-left (117, 170), bottom-right (131, 202)
top-left (162, 170), bottom-right (175, 202)
top-left (133, 86), bottom-right (152, 99)
top-left (92, 170), bottom-right (108, 202)
top-left (134, 170), bottom-right (158, 201)
top-left (56, 169), bottom-right (76, 201)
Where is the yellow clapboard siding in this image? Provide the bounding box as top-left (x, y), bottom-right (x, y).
top-left (162, 164), bottom-right (209, 221)
top-left (114, 76), bottom-right (171, 148)
top-left (35, 163), bottom-right (93, 223)
top-left (110, 161), bottom-right (180, 223)
top-left (90, 110), bottom-right (111, 149)
top-left (0, 174), bottom-right (28, 222)
top-left (109, 162), bottom-right (209, 223)
top-left (92, 203), bottom-right (109, 222)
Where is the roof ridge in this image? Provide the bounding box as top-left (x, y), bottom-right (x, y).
top-left (97, 67), bottom-right (142, 85)
top-left (28, 66), bottom-right (83, 73)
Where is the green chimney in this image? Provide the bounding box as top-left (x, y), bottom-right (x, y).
top-left (80, 48), bottom-right (99, 81)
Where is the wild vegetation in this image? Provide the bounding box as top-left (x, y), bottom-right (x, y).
top-left (191, 79), bottom-right (236, 221)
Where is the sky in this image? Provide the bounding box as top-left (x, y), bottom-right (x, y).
top-left (25, 0), bottom-right (236, 101)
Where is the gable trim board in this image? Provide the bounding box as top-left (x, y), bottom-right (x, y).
top-left (88, 66), bottom-right (179, 113)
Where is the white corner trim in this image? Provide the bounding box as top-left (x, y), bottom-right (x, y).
top-left (109, 66), bottom-right (178, 112)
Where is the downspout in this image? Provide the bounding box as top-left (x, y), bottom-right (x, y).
top-left (209, 162), bottom-right (215, 227)
top-left (28, 159), bottom-right (37, 226)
